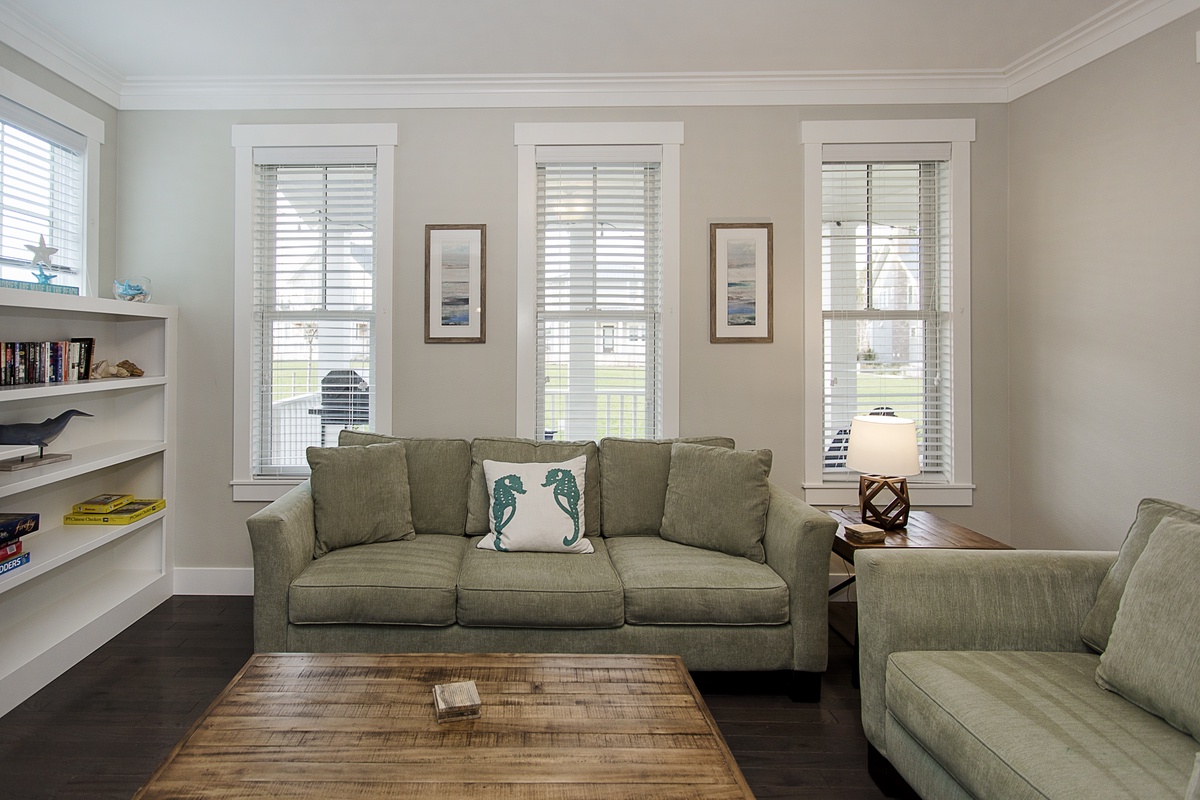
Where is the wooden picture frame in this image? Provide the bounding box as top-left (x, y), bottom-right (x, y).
top-left (425, 224), bottom-right (486, 343)
top-left (710, 222), bottom-right (773, 343)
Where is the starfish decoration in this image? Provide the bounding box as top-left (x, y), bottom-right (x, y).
top-left (25, 235), bottom-right (58, 268)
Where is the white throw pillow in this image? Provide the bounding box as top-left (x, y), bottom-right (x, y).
top-left (476, 456), bottom-right (593, 554)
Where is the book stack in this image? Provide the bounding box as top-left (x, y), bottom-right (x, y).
top-left (63, 494), bottom-right (166, 526)
top-left (0, 512), bottom-right (37, 576)
top-left (1, 337), bottom-right (94, 385)
top-left (433, 680), bottom-right (482, 723)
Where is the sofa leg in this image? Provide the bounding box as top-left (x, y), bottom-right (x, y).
top-left (788, 670), bottom-right (821, 703)
top-left (867, 744), bottom-right (919, 799)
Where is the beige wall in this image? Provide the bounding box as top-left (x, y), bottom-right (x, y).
top-left (1007, 11), bottom-right (1200, 550)
top-left (1, 39), bottom-right (1013, 572)
top-left (113, 104), bottom-right (1011, 569)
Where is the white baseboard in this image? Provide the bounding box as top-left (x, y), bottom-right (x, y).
top-left (173, 567), bottom-right (254, 596)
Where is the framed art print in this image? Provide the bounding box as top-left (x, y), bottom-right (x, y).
top-left (710, 222), bottom-right (773, 343)
top-left (425, 224), bottom-right (486, 343)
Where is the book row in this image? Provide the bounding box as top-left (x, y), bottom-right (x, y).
top-left (1, 338), bottom-right (95, 386)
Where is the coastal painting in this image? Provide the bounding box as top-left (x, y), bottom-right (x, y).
top-left (439, 242), bottom-right (471, 326)
top-left (725, 238), bottom-right (758, 326)
top-left (426, 224), bottom-right (486, 343)
top-left (710, 222), bottom-right (773, 343)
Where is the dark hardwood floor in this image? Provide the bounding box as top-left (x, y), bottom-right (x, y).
top-left (0, 597), bottom-right (885, 799)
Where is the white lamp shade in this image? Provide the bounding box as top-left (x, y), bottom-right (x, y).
top-left (845, 415), bottom-right (919, 477)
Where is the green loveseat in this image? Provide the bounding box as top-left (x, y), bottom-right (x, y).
top-left (247, 434), bottom-right (838, 700)
top-left (856, 498), bottom-right (1200, 799)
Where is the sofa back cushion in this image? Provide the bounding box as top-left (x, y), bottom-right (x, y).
top-left (307, 442), bottom-right (415, 557)
top-left (466, 437), bottom-right (600, 535)
top-left (338, 430), bottom-right (471, 535)
top-left (660, 442), bottom-right (772, 563)
top-left (1095, 515), bottom-right (1200, 742)
top-left (1081, 497), bottom-right (1200, 651)
top-left (598, 437), bottom-right (735, 536)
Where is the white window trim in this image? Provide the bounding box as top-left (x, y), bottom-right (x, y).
top-left (800, 119), bottom-right (975, 507)
top-left (230, 123), bottom-right (397, 502)
top-left (0, 66), bottom-right (104, 297)
top-left (515, 122), bottom-right (683, 440)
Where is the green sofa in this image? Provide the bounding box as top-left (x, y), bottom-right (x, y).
top-left (247, 434), bottom-right (838, 700)
top-left (856, 498), bottom-right (1200, 799)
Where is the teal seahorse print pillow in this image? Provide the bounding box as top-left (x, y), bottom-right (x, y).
top-left (477, 456), bottom-right (593, 554)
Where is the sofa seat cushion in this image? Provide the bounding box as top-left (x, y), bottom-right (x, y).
top-left (606, 537), bottom-right (789, 626)
top-left (887, 650), bottom-right (1196, 800)
top-left (457, 536), bottom-right (623, 628)
top-left (289, 535), bottom-right (466, 626)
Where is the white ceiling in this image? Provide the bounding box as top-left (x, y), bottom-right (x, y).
top-left (0, 0), bottom-right (1196, 109)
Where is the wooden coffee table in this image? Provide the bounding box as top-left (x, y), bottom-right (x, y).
top-left (134, 652), bottom-right (754, 799)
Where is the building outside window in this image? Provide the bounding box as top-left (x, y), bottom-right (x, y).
top-left (516, 123), bottom-right (682, 442)
top-left (802, 120), bottom-right (975, 507)
top-left (231, 124), bottom-right (396, 501)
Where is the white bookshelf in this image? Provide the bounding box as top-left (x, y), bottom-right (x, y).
top-left (0, 287), bottom-right (176, 716)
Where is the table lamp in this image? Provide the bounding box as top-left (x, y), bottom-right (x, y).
top-left (845, 414), bottom-right (919, 530)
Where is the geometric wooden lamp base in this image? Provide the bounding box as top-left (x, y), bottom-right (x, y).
top-left (858, 474), bottom-right (911, 531)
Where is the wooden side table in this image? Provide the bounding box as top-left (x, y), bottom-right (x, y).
top-left (827, 508), bottom-right (1013, 687)
top-left (828, 508), bottom-right (1013, 598)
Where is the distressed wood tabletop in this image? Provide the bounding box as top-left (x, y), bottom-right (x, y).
top-left (133, 651), bottom-right (755, 799)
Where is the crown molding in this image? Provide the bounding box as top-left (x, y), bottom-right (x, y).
top-left (117, 71), bottom-right (1012, 110)
top-left (1, 0), bottom-right (1197, 111)
top-left (1003, 0), bottom-right (1200, 100)
top-left (0, 0), bottom-right (122, 107)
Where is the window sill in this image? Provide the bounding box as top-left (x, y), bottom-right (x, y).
top-left (802, 482), bottom-right (975, 508)
top-left (231, 479), bottom-right (305, 503)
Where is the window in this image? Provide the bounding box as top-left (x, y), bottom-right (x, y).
top-left (0, 69), bottom-right (103, 295)
top-left (231, 124), bottom-right (396, 501)
top-left (516, 123), bottom-right (682, 441)
top-left (801, 120), bottom-right (974, 506)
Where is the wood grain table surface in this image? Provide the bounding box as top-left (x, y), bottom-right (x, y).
top-left (829, 508), bottom-right (1013, 563)
top-left (133, 652), bottom-right (755, 799)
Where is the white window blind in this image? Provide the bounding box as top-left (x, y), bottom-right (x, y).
top-left (251, 147), bottom-right (378, 477)
top-left (535, 147), bottom-right (663, 441)
top-left (821, 153), bottom-right (954, 482)
top-left (0, 96), bottom-right (85, 289)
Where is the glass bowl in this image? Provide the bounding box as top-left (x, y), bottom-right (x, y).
top-left (113, 276), bottom-right (152, 302)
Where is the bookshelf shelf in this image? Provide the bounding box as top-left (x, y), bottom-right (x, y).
top-left (0, 290), bottom-right (176, 716)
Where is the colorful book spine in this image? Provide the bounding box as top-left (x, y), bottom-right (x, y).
top-left (72, 494), bottom-right (135, 514)
top-left (0, 513), bottom-right (39, 545)
top-left (1, 337), bottom-right (95, 385)
top-left (0, 552), bottom-right (31, 576)
top-left (62, 498), bottom-right (165, 526)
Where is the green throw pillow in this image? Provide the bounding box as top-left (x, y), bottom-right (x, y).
top-left (1081, 498), bottom-right (1200, 652)
top-left (598, 437), bottom-right (735, 536)
top-left (307, 442), bottom-right (415, 557)
top-left (660, 442), bottom-right (772, 563)
top-left (338, 430), bottom-right (471, 535)
top-left (1095, 516), bottom-right (1200, 741)
top-left (476, 456), bottom-right (594, 554)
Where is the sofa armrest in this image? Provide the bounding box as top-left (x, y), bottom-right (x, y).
top-left (246, 481), bottom-right (316, 652)
top-left (762, 485), bottom-right (838, 673)
top-left (855, 548), bottom-right (1116, 751)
